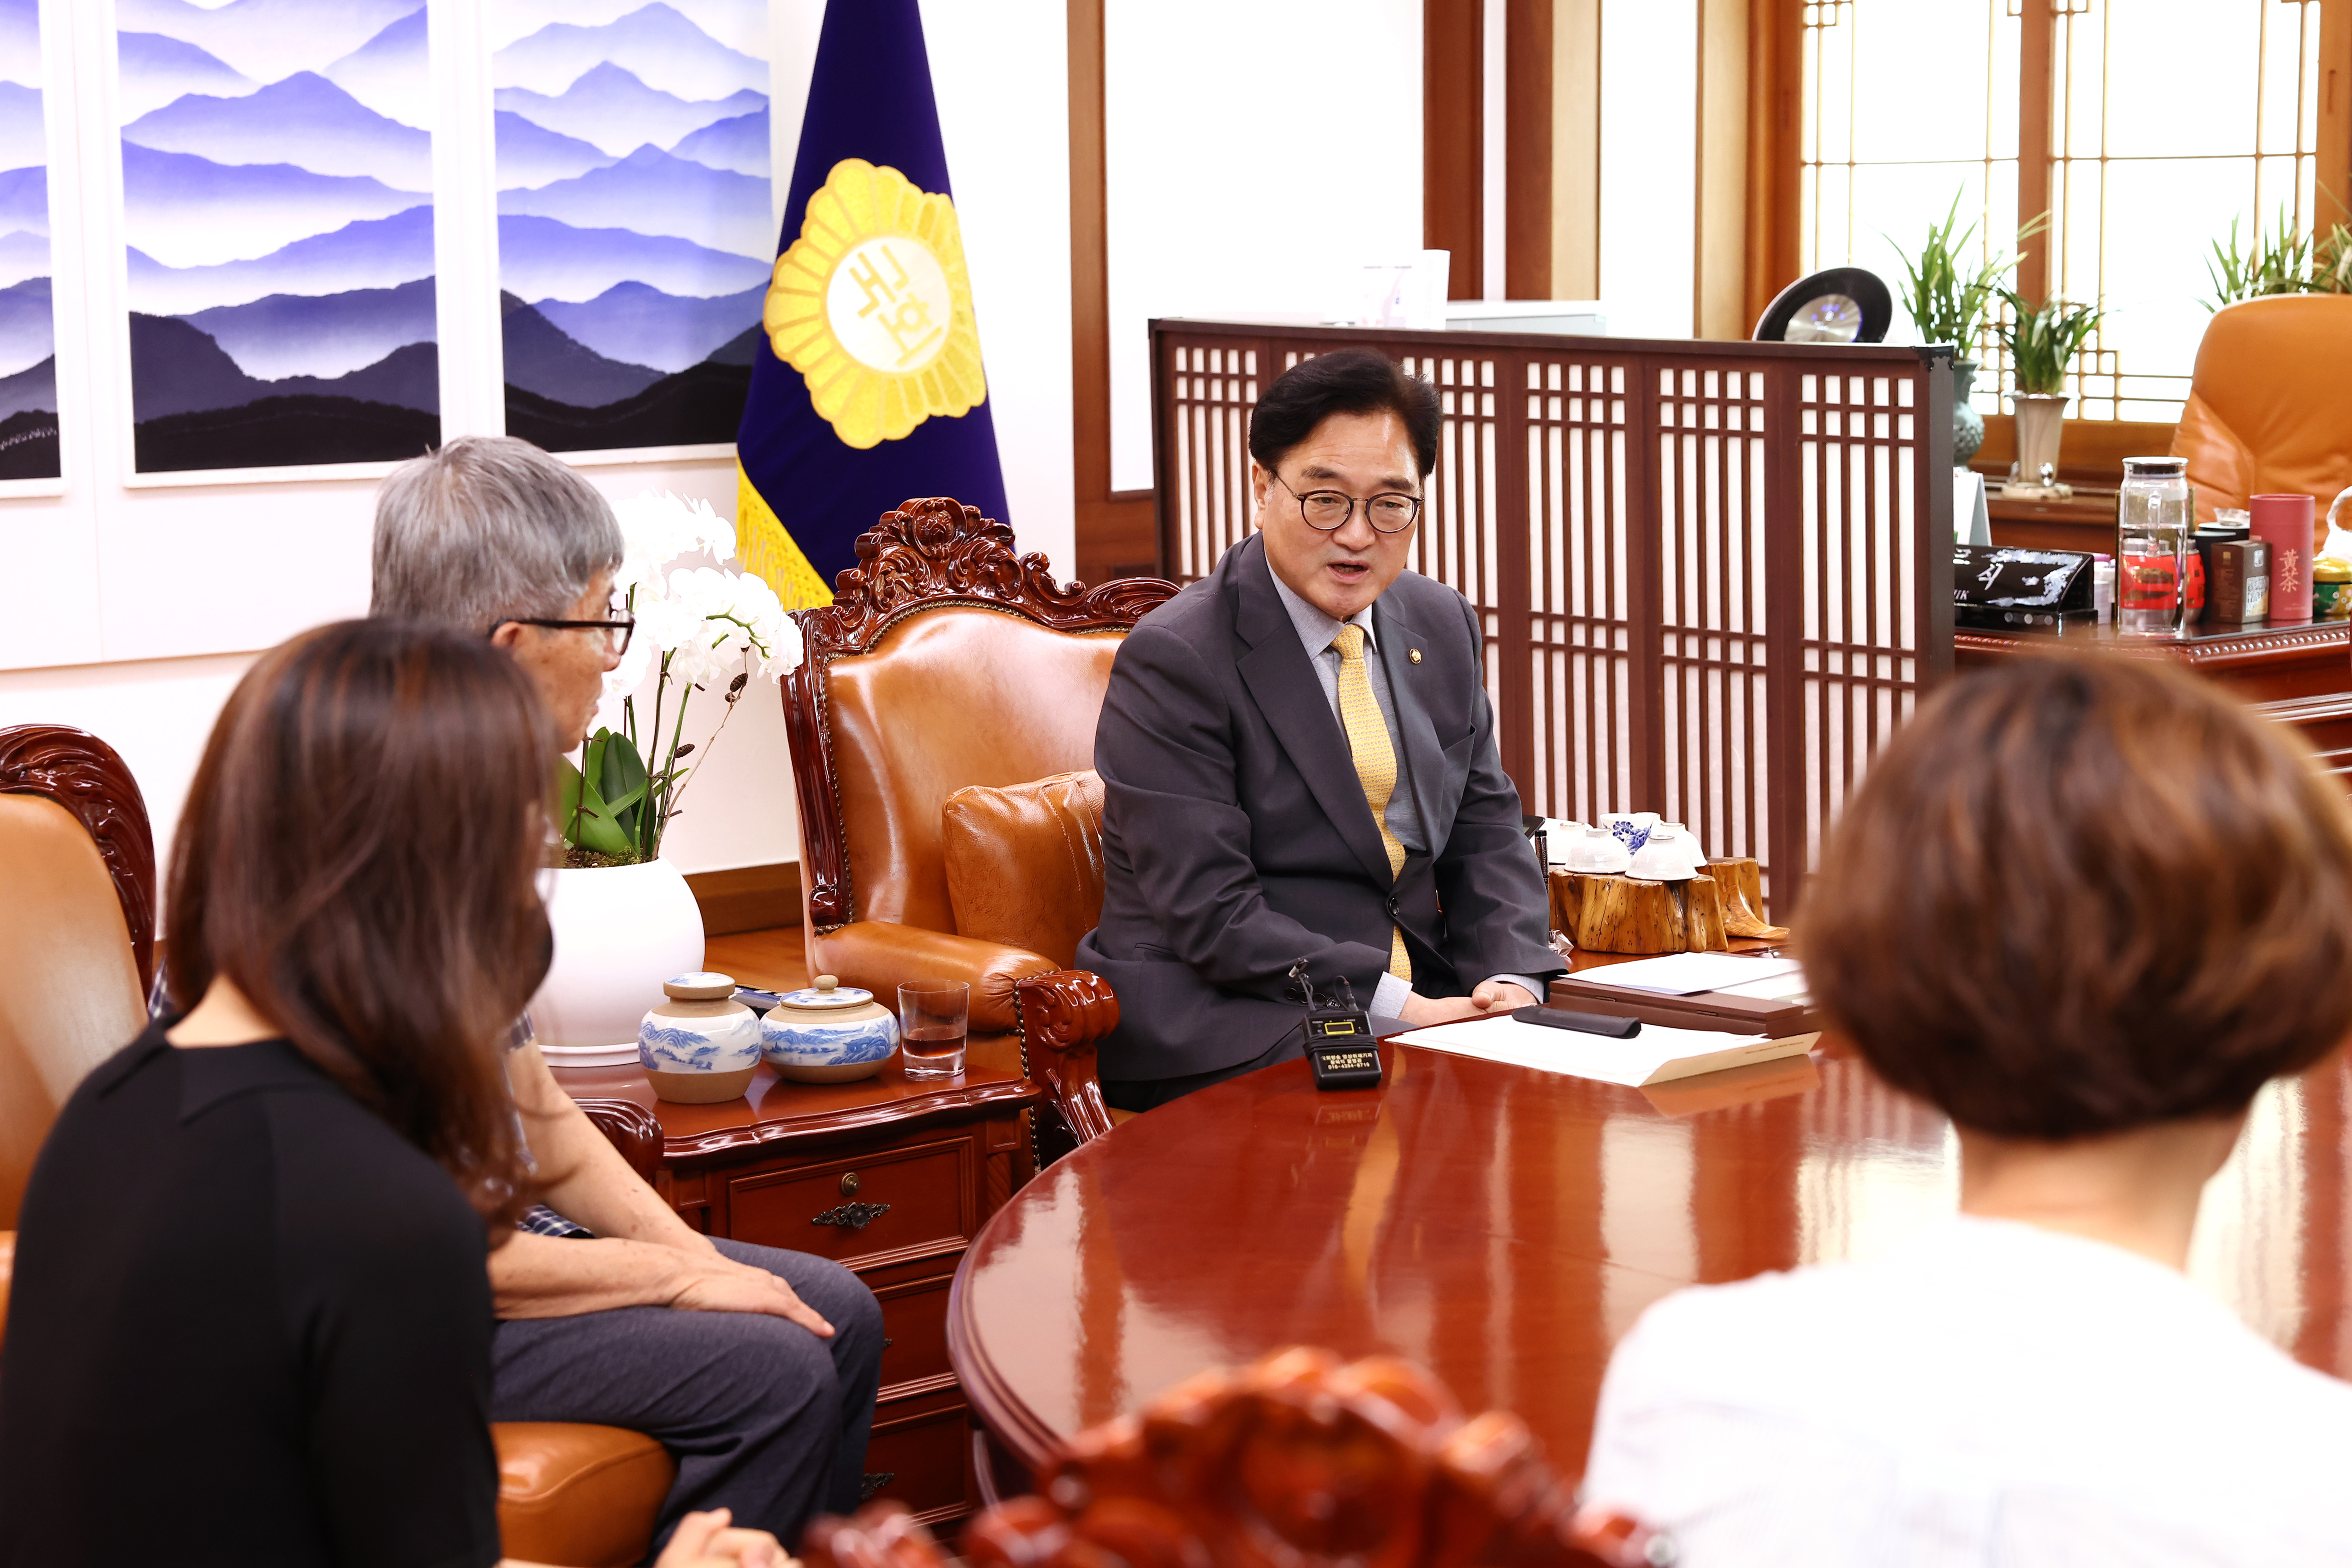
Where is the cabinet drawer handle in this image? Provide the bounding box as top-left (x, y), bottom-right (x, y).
top-left (812, 1201), bottom-right (891, 1230)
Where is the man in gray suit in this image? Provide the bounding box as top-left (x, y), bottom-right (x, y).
top-left (1079, 349), bottom-right (1564, 1110)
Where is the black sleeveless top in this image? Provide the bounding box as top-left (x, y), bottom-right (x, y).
top-left (0, 1021), bottom-right (500, 1568)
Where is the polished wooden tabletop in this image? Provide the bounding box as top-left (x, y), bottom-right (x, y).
top-left (948, 1026), bottom-right (2352, 1477)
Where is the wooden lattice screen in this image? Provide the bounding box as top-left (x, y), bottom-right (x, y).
top-left (1148, 319), bottom-right (1955, 910)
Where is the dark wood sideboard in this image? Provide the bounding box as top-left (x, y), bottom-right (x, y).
top-left (554, 1032), bottom-right (1039, 1529)
top-left (1957, 617), bottom-right (2352, 786)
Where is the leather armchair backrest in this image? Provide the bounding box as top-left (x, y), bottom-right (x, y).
top-left (821, 609), bottom-right (1125, 935)
top-left (2171, 295), bottom-right (2352, 525)
top-left (942, 770), bottom-right (1107, 969)
top-left (0, 794), bottom-right (145, 1228)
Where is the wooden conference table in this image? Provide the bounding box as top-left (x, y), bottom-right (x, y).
top-left (948, 1020), bottom-right (2352, 1479)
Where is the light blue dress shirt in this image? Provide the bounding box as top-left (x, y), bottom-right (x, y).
top-left (1265, 563), bottom-right (1546, 1017)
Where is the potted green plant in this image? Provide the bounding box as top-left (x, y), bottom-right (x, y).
top-left (1891, 195), bottom-right (2041, 466)
top-left (527, 492), bottom-right (801, 1060)
top-left (2204, 210), bottom-right (2352, 307)
top-left (1996, 290), bottom-right (2103, 491)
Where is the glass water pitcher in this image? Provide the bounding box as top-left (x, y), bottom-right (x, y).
top-left (2117, 456), bottom-right (2194, 636)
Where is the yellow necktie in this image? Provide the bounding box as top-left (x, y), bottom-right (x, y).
top-left (1332, 625), bottom-right (1411, 981)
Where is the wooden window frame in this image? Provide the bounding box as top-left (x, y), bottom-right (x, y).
top-left (1069, 0), bottom-right (2350, 575)
top-left (1751, 0), bottom-right (2352, 440)
top-left (1068, 0), bottom-right (1157, 583)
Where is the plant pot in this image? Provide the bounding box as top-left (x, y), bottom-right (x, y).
top-left (529, 859), bottom-right (706, 1061)
top-left (1951, 360), bottom-right (1984, 466)
top-left (2010, 391), bottom-right (2071, 485)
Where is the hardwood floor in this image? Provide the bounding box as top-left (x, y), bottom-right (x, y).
top-left (702, 926), bottom-right (810, 994)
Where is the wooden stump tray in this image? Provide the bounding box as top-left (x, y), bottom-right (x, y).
top-left (1547, 856), bottom-right (1787, 957)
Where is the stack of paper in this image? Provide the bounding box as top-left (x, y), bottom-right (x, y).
top-left (1392, 1016), bottom-right (1815, 1088)
top-left (1568, 952), bottom-right (1801, 996)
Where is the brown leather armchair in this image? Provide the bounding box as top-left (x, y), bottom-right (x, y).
top-left (2171, 295), bottom-right (2352, 535)
top-left (783, 499), bottom-right (1176, 1158)
top-left (0, 725), bottom-right (669, 1566)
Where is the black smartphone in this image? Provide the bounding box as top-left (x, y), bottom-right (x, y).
top-left (1510, 1005), bottom-right (1641, 1039)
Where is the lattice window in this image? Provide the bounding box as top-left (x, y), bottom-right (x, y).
top-left (1801, 0), bottom-right (2327, 423)
top-left (2048, 0), bottom-right (2326, 419)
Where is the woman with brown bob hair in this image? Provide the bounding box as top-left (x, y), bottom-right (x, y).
top-left (1584, 655), bottom-right (2352, 1564)
top-left (0, 620), bottom-right (780, 1568)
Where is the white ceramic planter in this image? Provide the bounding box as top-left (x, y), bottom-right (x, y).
top-left (529, 859), bottom-right (705, 1056)
top-left (2011, 391), bottom-right (2071, 485)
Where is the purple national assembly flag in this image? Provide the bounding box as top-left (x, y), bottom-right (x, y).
top-left (734, 0), bottom-right (1008, 607)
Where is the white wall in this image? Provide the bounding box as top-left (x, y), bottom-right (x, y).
top-left (1598, 0), bottom-right (1698, 340)
top-left (1101, 0), bottom-right (1423, 493)
top-left (0, 0), bottom-right (1074, 884)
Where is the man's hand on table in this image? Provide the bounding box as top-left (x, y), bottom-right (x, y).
top-left (1396, 980), bottom-right (1540, 1028)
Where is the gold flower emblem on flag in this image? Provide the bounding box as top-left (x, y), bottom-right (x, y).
top-left (762, 158), bottom-right (988, 450)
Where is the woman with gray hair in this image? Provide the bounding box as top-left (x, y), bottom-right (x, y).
top-left (370, 436), bottom-right (886, 1556)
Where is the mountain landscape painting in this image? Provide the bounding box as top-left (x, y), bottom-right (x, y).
top-left (490, 0), bottom-right (772, 452)
top-left (116, 0), bottom-right (439, 474)
top-left (0, 0), bottom-right (58, 482)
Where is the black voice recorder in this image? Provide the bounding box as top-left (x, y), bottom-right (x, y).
top-left (1285, 959), bottom-right (1384, 1091)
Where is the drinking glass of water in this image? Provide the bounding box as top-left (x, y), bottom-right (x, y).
top-left (897, 980), bottom-right (969, 1078)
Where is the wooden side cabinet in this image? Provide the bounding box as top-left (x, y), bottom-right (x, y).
top-left (558, 1035), bottom-right (1040, 1529)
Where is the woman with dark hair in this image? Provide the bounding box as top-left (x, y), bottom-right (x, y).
top-left (0, 620), bottom-right (780, 1568)
top-left (1583, 655), bottom-right (2352, 1563)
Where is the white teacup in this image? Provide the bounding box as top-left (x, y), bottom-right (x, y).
top-left (1564, 826), bottom-right (1632, 874)
top-left (1628, 826), bottom-right (1704, 881)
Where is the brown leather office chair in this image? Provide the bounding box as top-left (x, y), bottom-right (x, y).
top-left (783, 498), bottom-right (1176, 1159)
top-left (2171, 294), bottom-right (2352, 535)
top-left (802, 1346), bottom-right (1672, 1568)
top-left (0, 725), bottom-right (669, 1567)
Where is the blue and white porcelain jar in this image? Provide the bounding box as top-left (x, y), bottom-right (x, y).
top-left (638, 971), bottom-right (763, 1103)
top-left (761, 975), bottom-right (898, 1083)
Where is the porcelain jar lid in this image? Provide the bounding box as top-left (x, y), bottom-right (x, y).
top-left (663, 971), bottom-right (738, 1002)
top-left (776, 975), bottom-right (878, 1011)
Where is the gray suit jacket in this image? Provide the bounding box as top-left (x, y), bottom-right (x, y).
top-left (1078, 534), bottom-right (1563, 1084)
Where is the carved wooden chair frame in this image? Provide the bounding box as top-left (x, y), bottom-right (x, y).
top-left (0, 724), bottom-right (664, 1183)
top-left (781, 497), bottom-right (1176, 1163)
top-left (802, 1346), bottom-right (1672, 1568)
top-left (0, 725), bottom-right (157, 994)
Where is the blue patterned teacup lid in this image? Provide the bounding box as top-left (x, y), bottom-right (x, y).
top-left (779, 974), bottom-right (874, 1010)
top-left (1605, 813), bottom-right (1659, 854)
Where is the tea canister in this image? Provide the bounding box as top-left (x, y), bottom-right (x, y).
top-left (2315, 557), bottom-right (2352, 621)
top-left (638, 971), bottom-right (763, 1103)
top-left (761, 975), bottom-right (899, 1083)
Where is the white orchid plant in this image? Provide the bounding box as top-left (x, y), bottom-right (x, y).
top-left (560, 491), bottom-right (802, 866)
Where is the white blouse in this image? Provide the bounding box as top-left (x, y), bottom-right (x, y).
top-left (1583, 1215), bottom-right (2352, 1566)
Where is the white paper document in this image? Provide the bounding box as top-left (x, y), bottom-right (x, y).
top-left (1708, 968), bottom-right (1812, 1003)
top-left (1569, 951), bottom-right (1803, 996)
top-left (1393, 1016), bottom-right (1816, 1087)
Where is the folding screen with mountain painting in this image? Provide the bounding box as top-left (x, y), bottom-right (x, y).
top-left (116, 0), bottom-right (440, 474)
top-left (490, 1), bottom-right (771, 454)
top-left (0, 0), bottom-right (59, 482)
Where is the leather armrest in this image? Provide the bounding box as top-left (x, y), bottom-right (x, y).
top-left (810, 920), bottom-right (1056, 1033)
top-left (1014, 971), bottom-right (1120, 1147)
top-left (0, 1231), bottom-right (12, 1359)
